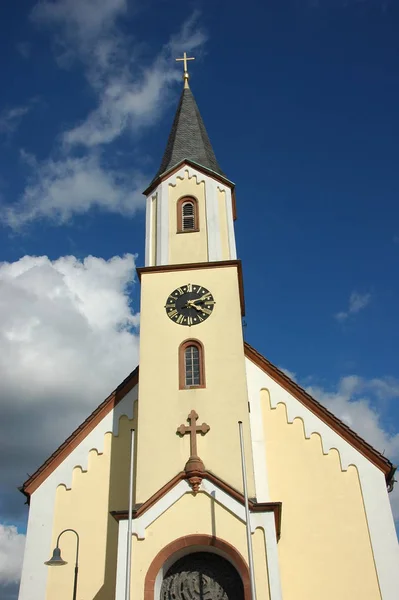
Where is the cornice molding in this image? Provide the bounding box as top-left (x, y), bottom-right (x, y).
top-left (137, 260), bottom-right (245, 316)
top-left (111, 469), bottom-right (282, 540)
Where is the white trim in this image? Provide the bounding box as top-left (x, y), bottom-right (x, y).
top-left (116, 519), bottom-right (129, 600)
top-left (145, 195), bottom-right (152, 267)
top-left (18, 385), bottom-right (138, 600)
top-left (251, 512), bottom-right (283, 600)
top-left (146, 165), bottom-right (236, 267)
top-left (246, 359), bottom-right (270, 502)
top-left (145, 194), bottom-right (158, 267)
top-left (18, 483), bottom-right (52, 600)
top-left (155, 181), bottom-right (169, 266)
top-left (204, 177), bottom-right (222, 261)
top-left (246, 356), bottom-right (399, 599)
top-left (125, 429), bottom-right (135, 600)
top-left (133, 480), bottom-right (191, 539)
top-left (201, 479), bottom-right (246, 523)
top-left (219, 185), bottom-right (237, 260)
top-left (115, 477), bottom-right (282, 600)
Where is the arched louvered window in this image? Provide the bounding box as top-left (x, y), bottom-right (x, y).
top-left (177, 197), bottom-right (199, 233)
top-left (182, 201), bottom-right (195, 231)
top-left (179, 340), bottom-right (205, 389)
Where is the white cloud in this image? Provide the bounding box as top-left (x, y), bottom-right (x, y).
top-left (32, 0), bottom-right (128, 43)
top-left (305, 375), bottom-right (399, 519)
top-left (0, 525), bottom-right (25, 584)
top-left (335, 291), bottom-right (371, 322)
top-left (0, 253), bottom-right (139, 526)
top-left (0, 252), bottom-right (397, 590)
top-left (62, 58), bottom-right (180, 148)
top-left (32, 1), bottom-right (206, 149)
top-left (61, 21), bottom-right (206, 148)
top-left (0, 4), bottom-right (207, 229)
top-left (280, 367), bottom-right (297, 381)
top-left (0, 106), bottom-right (31, 136)
top-left (3, 151), bottom-right (147, 228)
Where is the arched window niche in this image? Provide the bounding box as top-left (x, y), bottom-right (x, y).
top-left (179, 339), bottom-right (205, 389)
top-left (177, 196), bottom-right (199, 233)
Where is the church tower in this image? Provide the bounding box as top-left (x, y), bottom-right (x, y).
top-left (18, 57), bottom-right (399, 600)
top-left (135, 59), bottom-right (254, 505)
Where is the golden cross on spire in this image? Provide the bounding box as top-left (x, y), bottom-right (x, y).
top-left (176, 52), bottom-right (195, 88)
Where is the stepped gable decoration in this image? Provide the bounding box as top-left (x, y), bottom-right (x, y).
top-left (177, 409), bottom-right (210, 494)
top-left (19, 341), bottom-right (396, 502)
top-left (18, 342), bottom-right (395, 502)
top-left (244, 342), bottom-right (396, 486)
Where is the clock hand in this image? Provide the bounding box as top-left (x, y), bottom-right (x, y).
top-left (190, 298), bottom-right (215, 308)
top-left (197, 293), bottom-right (212, 302)
top-left (187, 300), bottom-right (203, 311)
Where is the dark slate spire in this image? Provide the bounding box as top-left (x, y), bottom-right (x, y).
top-left (148, 86), bottom-right (226, 187)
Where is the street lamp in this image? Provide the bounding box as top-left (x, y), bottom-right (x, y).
top-left (45, 528), bottom-right (80, 600)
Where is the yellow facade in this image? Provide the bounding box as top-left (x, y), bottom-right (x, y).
top-left (19, 75), bottom-right (399, 600)
top-left (168, 172), bottom-right (208, 264)
top-left (47, 442), bottom-right (269, 600)
top-left (136, 263), bottom-right (255, 503)
top-left (137, 168), bottom-right (253, 503)
top-left (261, 391), bottom-right (381, 600)
top-left (47, 416), bottom-right (135, 600)
top-left (131, 493), bottom-right (270, 600)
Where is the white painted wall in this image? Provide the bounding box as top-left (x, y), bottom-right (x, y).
top-left (145, 195), bottom-right (152, 266)
top-left (219, 184), bottom-right (237, 260)
top-left (144, 166), bottom-right (236, 267)
top-left (245, 355), bottom-right (399, 600)
top-left (115, 477), bottom-right (282, 600)
top-left (18, 385), bottom-right (138, 600)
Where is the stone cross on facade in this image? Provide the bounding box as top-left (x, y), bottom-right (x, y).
top-left (177, 410), bottom-right (210, 494)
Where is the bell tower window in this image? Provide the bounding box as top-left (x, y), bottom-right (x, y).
top-left (179, 340), bottom-right (205, 389)
top-left (177, 197), bottom-right (199, 233)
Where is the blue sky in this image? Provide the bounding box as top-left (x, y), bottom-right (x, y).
top-left (0, 0), bottom-right (399, 596)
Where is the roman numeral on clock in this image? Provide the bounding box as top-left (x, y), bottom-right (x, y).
top-left (165, 284), bottom-right (215, 326)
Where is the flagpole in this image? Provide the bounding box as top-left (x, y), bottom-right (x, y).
top-left (125, 429), bottom-right (135, 600)
top-left (238, 421), bottom-right (257, 600)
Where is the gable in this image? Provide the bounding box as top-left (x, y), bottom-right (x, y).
top-left (21, 367), bottom-right (139, 498)
top-left (244, 343), bottom-right (395, 485)
top-left (21, 341), bottom-right (395, 500)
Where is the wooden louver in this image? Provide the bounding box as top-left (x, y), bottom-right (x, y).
top-left (182, 201), bottom-right (195, 231)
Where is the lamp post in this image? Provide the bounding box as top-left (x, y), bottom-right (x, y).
top-left (45, 528), bottom-right (80, 600)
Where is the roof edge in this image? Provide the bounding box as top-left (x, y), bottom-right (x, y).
top-left (143, 159), bottom-right (235, 197)
top-left (244, 342), bottom-right (395, 486)
top-left (111, 469), bottom-right (282, 539)
top-left (21, 366), bottom-right (139, 499)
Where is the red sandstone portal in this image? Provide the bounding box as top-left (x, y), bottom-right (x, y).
top-left (144, 534), bottom-right (251, 600)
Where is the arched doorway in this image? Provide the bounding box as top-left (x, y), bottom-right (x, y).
top-left (161, 551), bottom-right (244, 600)
top-left (144, 535), bottom-right (250, 600)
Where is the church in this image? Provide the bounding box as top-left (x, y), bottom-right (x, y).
top-left (18, 56), bottom-right (399, 600)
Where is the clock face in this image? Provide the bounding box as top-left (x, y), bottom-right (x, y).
top-left (165, 284), bottom-right (215, 326)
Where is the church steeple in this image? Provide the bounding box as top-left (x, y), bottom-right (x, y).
top-left (148, 85), bottom-right (226, 189)
top-left (143, 58), bottom-right (237, 268)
